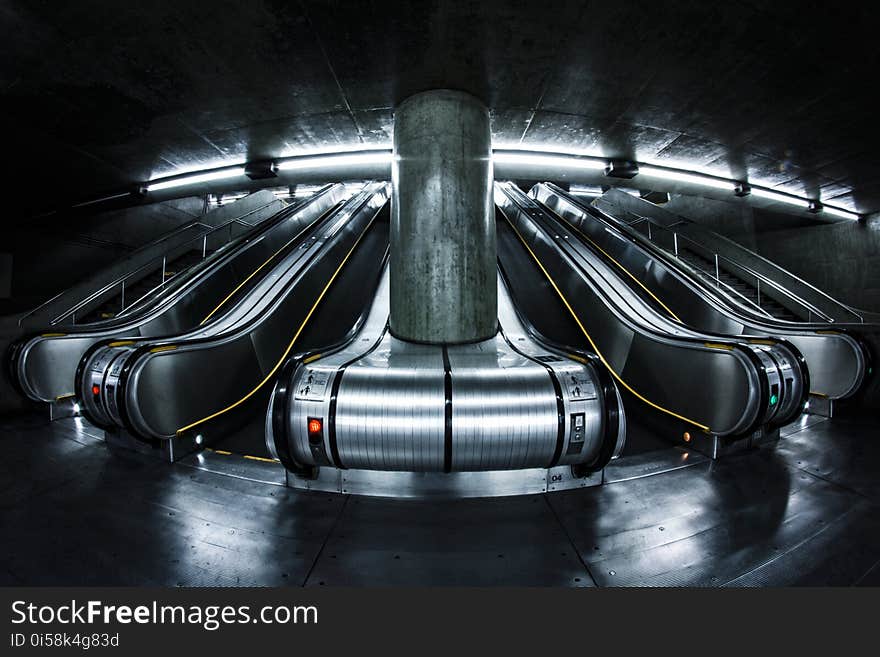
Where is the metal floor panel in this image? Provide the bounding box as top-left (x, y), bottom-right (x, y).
top-left (303, 495), bottom-right (593, 587)
top-left (1, 411), bottom-right (878, 586)
top-left (774, 412), bottom-right (880, 505)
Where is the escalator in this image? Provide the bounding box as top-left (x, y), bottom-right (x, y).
top-left (531, 183), bottom-right (870, 404)
top-left (10, 184), bottom-right (351, 403)
top-left (593, 188), bottom-right (867, 324)
top-left (75, 183), bottom-right (391, 453)
top-left (495, 182), bottom-right (807, 444)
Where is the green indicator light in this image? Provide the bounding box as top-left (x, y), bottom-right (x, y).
top-left (769, 394), bottom-right (779, 406)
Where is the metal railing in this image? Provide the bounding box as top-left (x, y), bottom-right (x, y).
top-left (19, 216), bottom-right (256, 327)
top-left (627, 216), bottom-right (852, 324)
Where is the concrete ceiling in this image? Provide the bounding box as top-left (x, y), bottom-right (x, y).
top-left (2, 0), bottom-right (879, 220)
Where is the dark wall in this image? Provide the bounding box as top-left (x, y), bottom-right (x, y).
top-left (753, 217), bottom-right (880, 315)
top-left (664, 195), bottom-right (880, 314)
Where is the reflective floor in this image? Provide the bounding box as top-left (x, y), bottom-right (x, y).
top-left (1, 410), bottom-right (878, 586)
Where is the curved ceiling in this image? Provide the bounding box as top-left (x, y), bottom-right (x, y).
top-left (2, 0), bottom-right (879, 219)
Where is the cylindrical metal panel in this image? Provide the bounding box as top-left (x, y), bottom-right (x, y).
top-left (282, 334), bottom-right (609, 473)
top-left (391, 89), bottom-right (496, 343)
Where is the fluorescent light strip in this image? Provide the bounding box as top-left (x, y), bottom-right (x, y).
top-left (749, 187), bottom-right (812, 208)
top-left (147, 167), bottom-right (246, 192)
top-left (569, 185), bottom-right (606, 196)
top-left (276, 151), bottom-right (391, 171)
top-left (492, 151), bottom-right (606, 170)
top-left (823, 205), bottom-right (861, 220)
top-left (136, 147), bottom-right (862, 221)
top-left (638, 165), bottom-right (735, 191)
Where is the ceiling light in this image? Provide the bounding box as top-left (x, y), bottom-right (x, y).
top-left (750, 187), bottom-right (812, 209)
top-left (638, 165), bottom-right (735, 191)
top-left (146, 166), bottom-right (246, 192)
top-left (823, 205), bottom-right (861, 220)
top-left (569, 185), bottom-right (606, 196)
top-left (492, 151), bottom-right (606, 170)
top-left (275, 151), bottom-right (392, 171)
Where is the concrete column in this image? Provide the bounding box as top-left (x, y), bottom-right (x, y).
top-left (390, 89), bottom-right (496, 344)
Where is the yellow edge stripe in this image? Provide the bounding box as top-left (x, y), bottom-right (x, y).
top-left (543, 205), bottom-right (683, 323)
top-left (303, 352), bottom-right (323, 364)
top-left (243, 454), bottom-right (281, 463)
top-left (55, 393), bottom-right (75, 401)
top-left (748, 338), bottom-right (776, 346)
top-left (198, 208), bottom-right (332, 326)
top-left (205, 447), bottom-right (278, 462)
top-left (176, 214), bottom-right (377, 436)
top-left (501, 206), bottom-right (711, 432)
top-left (108, 340), bottom-right (136, 347)
top-left (704, 342), bottom-right (734, 351)
top-left (41, 332), bottom-right (66, 338)
top-left (149, 345), bottom-right (178, 353)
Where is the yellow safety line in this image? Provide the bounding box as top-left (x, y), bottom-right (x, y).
top-left (542, 204), bottom-right (683, 323)
top-left (198, 205), bottom-right (338, 326)
top-left (203, 447), bottom-right (279, 463)
top-left (175, 214), bottom-right (378, 436)
top-left (501, 206), bottom-right (711, 432)
top-left (149, 345), bottom-right (178, 353)
top-left (55, 393), bottom-right (75, 401)
top-left (243, 454), bottom-right (280, 463)
top-left (41, 332), bottom-right (66, 338)
top-left (303, 352), bottom-right (323, 364)
top-left (108, 340), bottom-right (136, 347)
top-left (704, 342), bottom-right (735, 351)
